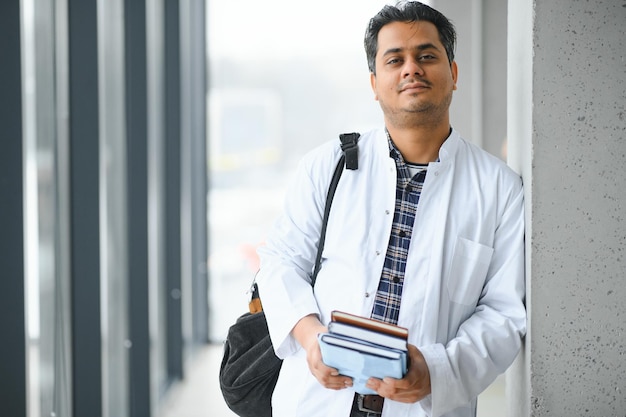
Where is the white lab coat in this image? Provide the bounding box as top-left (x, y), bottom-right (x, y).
top-left (256, 127), bottom-right (526, 417)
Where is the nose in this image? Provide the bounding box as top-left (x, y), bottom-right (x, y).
top-left (402, 58), bottom-right (424, 78)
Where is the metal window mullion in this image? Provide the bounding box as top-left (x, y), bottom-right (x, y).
top-left (164, 0), bottom-right (183, 382)
top-left (0, 1), bottom-right (26, 416)
top-left (124, 0), bottom-right (152, 415)
top-left (68, 0), bottom-right (102, 415)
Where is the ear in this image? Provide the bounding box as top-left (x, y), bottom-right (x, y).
top-left (370, 72), bottom-right (379, 101)
top-left (451, 61), bottom-right (458, 90)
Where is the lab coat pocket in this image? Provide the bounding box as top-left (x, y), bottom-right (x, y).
top-left (447, 237), bottom-right (494, 306)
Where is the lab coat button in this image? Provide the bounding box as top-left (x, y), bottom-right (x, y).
top-left (375, 251), bottom-right (381, 256)
top-left (385, 210), bottom-right (390, 215)
top-left (365, 292), bottom-right (370, 298)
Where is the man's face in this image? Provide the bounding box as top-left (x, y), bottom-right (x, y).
top-left (370, 20), bottom-right (458, 127)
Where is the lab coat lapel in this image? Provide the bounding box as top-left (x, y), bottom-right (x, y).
top-left (410, 133), bottom-right (459, 346)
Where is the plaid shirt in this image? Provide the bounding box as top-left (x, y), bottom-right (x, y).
top-left (370, 134), bottom-right (427, 325)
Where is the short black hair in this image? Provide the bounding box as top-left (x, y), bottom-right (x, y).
top-left (364, 1), bottom-right (457, 74)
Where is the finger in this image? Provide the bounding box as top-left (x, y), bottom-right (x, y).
top-left (365, 376), bottom-right (382, 391)
top-left (313, 364), bottom-right (353, 388)
top-left (319, 374), bottom-right (353, 390)
top-left (313, 361), bottom-right (341, 378)
top-left (377, 377), bottom-right (429, 403)
top-left (370, 377), bottom-right (399, 397)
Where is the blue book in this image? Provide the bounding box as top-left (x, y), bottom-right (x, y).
top-left (318, 333), bottom-right (408, 395)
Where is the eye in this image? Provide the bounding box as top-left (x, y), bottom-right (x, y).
top-left (386, 57), bottom-right (402, 65)
top-left (418, 54), bottom-right (436, 61)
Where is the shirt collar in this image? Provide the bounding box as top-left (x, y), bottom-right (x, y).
top-left (385, 128), bottom-right (404, 163)
top-left (385, 127), bottom-right (451, 164)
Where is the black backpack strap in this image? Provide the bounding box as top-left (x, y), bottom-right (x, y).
top-left (312, 154), bottom-right (345, 284)
top-left (254, 132), bottom-right (360, 299)
top-left (312, 132), bottom-right (360, 284)
top-left (339, 132), bottom-right (360, 170)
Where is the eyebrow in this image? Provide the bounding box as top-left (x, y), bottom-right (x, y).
top-left (381, 43), bottom-right (441, 57)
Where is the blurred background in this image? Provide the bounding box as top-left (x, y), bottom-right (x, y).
top-left (4, 0), bottom-right (509, 416)
top-left (207, 0), bottom-right (391, 344)
top-left (5, 0), bottom-right (625, 416)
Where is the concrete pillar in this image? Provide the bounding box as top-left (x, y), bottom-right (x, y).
top-left (508, 0), bottom-right (626, 415)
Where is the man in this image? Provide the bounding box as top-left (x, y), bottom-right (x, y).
top-left (256, 1), bottom-right (526, 416)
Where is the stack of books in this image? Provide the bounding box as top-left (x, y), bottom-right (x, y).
top-left (318, 310), bottom-right (409, 394)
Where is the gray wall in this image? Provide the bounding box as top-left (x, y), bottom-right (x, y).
top-left (508, 0), bottom-right (626, 415)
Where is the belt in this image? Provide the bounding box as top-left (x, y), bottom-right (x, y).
top-left (355, 394), bottom-right (384, 414)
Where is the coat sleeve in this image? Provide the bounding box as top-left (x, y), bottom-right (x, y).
top-left (256, 142), bottom-right (341, 359)
top-left (420, 177), bottom-right (527, 417)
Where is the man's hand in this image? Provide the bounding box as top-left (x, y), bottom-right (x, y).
top-left (292, 314), bottom-right (353, 390)
top-left (365, 344), bottom-right (431, 402)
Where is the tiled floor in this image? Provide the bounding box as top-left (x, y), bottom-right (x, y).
top-left (157, 344), bottom-right (507, 417)
top-left (156, 344), bottom-right (237, 417)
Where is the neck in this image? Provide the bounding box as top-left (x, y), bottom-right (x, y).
top-left (385, 122), bottom-right (451, 164)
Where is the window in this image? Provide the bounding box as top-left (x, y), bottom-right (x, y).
top-left (207, 0), bottom-right (388, 342)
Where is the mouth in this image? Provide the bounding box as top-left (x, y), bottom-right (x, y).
top-left (399, 81), bottom-right (430, 94)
